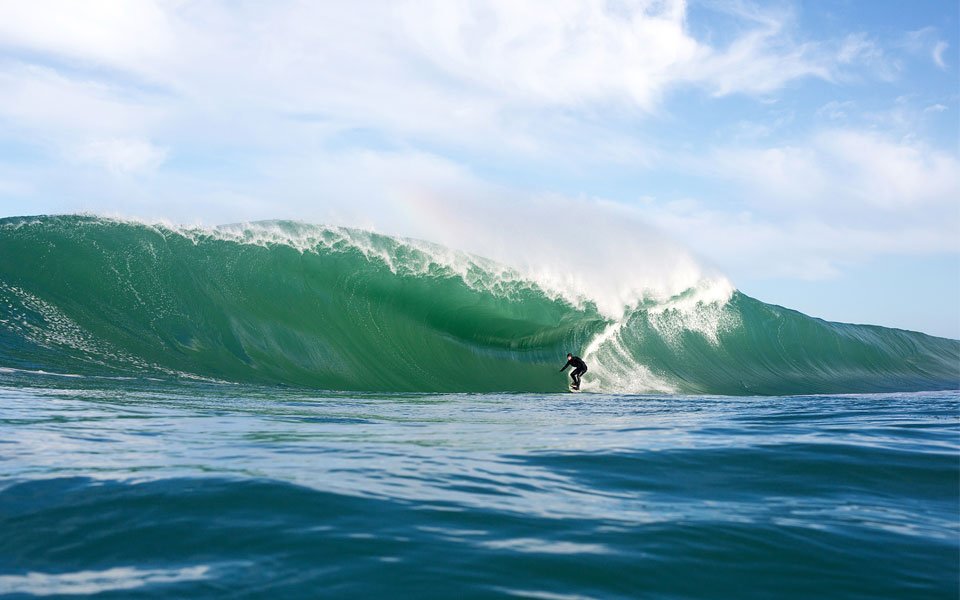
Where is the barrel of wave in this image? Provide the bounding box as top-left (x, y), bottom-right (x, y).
top-left (0, 216), bottom-right (608, 391)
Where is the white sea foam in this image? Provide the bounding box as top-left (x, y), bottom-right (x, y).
top-left (645, 278), bottom-right (739, 346)
top-left (0, 566), bottom-right (210, 596)
top-left (580, 320), bottom-right (678, 394)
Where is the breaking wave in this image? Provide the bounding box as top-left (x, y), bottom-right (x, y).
top-left (0, 215), bottom-right (956, 394)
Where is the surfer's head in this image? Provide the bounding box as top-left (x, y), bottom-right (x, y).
top-left (567, 353), bottom-right (572, 359)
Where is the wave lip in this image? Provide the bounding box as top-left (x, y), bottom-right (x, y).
top-left (0, 215), bottom-right (957, 394)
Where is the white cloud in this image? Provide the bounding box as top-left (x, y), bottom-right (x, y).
top-left (0, 0), bottom-right (891, 157)
top-left (0, 64), bottom-right (169, 178)
top-left (817, 130), bottom-right (959, 211)
top-left (640, 127), bottom-right (960, 280)
top-left (901, 27), bottom-right (950, 70)
top-left (704, 129), bottom-right (960, 214)
top-left (398, 0), bottom-right (699, 111)
top-left (0, 0), bottom-right (175, 79)
top-left (642, 199), bottom-right (958, 280)
top-left (71, 138), bottom-right (168, 175)
top-left (816, 100), bottom-right (856, 120)
top-left (0, 0), bottom-right (875, 202)
top-left (932, 41), bottom-right (949, 69)
top-left (0, 65), bottom-right (164, 135)
top-left (691, 30), bottom-right (831, 96)
top-left (835, 32), bottom-right (898, 80)
top-left (399, 0), bottom-right (882, 104)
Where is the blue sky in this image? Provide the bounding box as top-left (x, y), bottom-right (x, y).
top-left (0, 0), bottom-right (957, 337)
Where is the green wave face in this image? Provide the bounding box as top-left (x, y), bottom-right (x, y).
top-left (1, 216), bottom-right (957, 394)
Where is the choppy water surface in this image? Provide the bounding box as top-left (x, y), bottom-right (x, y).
top-left (1, 372), bottom-right (957, 599)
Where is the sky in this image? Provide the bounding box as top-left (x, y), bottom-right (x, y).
top-left (0, 0), bottom-right (957, 338)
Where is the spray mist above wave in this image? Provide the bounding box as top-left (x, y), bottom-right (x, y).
top-left (164, 215), bottom-right (734, 319)
top-left (0, 215), bottom-right (956, 394)
top-left (91, 191), bottom-right (732, 320)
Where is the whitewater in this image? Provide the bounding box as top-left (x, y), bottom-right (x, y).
top-left (1, 214), bottom-right (957, 599)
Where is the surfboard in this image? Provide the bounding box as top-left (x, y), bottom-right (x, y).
top-left (569, 386), bottom-right (581, 393)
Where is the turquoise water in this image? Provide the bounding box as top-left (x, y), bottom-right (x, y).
top-left (1, 215), bottom-right (958, 598)
top-left (1, 216), bottom-right (957, 395)
top-left (1, 372), bottom-right (957, 598)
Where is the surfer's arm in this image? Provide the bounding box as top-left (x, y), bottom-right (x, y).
top-left (559, 361), bottom-right (571, 372)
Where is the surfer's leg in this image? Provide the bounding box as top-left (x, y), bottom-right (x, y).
top-left (572, 368), bottom-right (583, 388)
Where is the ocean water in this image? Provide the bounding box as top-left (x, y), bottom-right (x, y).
top-left (1, 215), bottom-right (958, 598)
top-left (1, 372), bottom-right (957, 599)
top-left (1, 216), bottom-right (956, 395)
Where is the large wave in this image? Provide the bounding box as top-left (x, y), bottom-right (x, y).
top-left (1, 215), bottom-right (956, 394)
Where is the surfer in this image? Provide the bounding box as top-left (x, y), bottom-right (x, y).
top-left (560, 353), bottom-right (588, 390)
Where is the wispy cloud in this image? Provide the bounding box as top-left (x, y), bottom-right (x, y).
top-left (901, 27), bottom-right (950, 70)
top-left (647, 128), bottom-right (960, 279)
top-left (705, 129), bottom-right (959, 212)
top-left (932, 41), bottom-right (949, 69)
top-left (641, 200), bottom-right (957, 280)
top-left (0, 65), bottom-right (164, 134)
top-left (71, 138), bottom-right (168, 175)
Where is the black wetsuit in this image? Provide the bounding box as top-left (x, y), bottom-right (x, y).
top-left (560, 356), bottom-right (588, 389)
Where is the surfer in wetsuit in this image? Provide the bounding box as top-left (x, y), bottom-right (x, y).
top-left (560, 353), bottom-right (588, 390)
